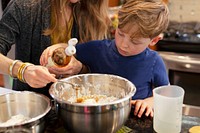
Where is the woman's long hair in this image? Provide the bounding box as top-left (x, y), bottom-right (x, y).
top-left (44, 0), bottom-right (109, 44)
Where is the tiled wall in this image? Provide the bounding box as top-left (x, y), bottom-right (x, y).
top-left (168, 0), bottom-right (200, 22)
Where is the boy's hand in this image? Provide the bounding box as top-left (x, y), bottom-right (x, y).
top-left (131, 97), bottom-right (153, 118)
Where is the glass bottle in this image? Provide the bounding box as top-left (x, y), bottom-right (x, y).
top-left (46, 38), bottom-right (78, 67)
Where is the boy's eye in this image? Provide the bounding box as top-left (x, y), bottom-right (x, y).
top-left (131, 40), bottom-right (140, 45)
top-left (131, 41), bottom-right (138, 45)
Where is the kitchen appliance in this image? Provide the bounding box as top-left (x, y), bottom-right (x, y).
top-left (49, 73), bottom-right (136, 133)
top-left (157, 21), bottom-right (200, 107)
top-left (159, 52), bottom-right (200, 106)
top-left (157, 21), bottom-right (200, 53)
top-left (0, 91), bottom-right (51, 133)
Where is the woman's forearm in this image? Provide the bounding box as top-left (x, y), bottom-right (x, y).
top-left (0, 53), bottom-right (23, 77)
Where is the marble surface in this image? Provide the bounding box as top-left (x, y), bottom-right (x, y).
top-left (0, 87), bottom-right (14, 95)
top-left (44, 108), bottom-right (200, 133)
top-left (1, 87), bottom-right (199, 133)
top-left (125, 111), bottom-right (200, 133)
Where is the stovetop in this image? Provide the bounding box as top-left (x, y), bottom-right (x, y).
top-left (162, 21), bottom-right (200, 43)
top-left (157, 39), bottom-right (200, 53)
top-left (157, 21), bottom-right (200, 53)
top-left (163, 33), bottom-right (200, 44)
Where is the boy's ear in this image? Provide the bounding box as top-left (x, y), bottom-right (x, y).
top-left (149, 36), bottom-right (162, 46)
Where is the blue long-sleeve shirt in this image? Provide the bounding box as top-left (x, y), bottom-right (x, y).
top-left (76, 39), bottom-right (169, 99)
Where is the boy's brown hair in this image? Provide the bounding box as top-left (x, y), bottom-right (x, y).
top-left (118, 0), bottom-right (169, 39)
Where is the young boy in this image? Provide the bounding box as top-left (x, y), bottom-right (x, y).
top-left (40, 0), bottom-right (170, 118)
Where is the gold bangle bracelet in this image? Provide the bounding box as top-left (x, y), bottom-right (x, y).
top-left (21, 63), bottom-right (33, 83)
top-left (17, 63), bottom-right (27, 82)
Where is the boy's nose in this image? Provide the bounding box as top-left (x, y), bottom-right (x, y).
top-left (121, 39), bottom-right (129, 48)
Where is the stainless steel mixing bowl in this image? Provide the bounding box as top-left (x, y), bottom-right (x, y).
top-left (49, 74), bottom-right (136, 133)
top-left (0, 91), bottom-right (51, 133)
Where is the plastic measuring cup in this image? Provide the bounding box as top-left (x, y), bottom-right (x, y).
top-left (153, 85), bottom-right (185, 133)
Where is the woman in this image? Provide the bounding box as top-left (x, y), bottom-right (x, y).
top-left (0, 0), bottom-right (109, 96)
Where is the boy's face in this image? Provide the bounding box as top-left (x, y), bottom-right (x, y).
top-left (115, 26), bottom-right (156, 56)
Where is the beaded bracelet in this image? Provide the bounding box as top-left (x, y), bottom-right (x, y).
top-left (8, 60), bottom-right (21, 78)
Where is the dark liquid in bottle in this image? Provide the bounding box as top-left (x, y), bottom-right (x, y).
top-left (51, 47), bottom-right (71, 67)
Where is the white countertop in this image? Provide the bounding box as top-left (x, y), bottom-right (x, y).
top-left (0, 87), bottom-right (15, 95)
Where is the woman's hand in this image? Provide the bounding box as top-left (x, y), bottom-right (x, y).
top-left (40, 43), bottom-right (67, 66)
top-left (40, 44), bottom-right (84, 78)
top-left (131, 97), bottom-right (153, 118)
top-left (23, 65), bottom-right (57, 88)
top-left (47, 56), bottom-right (83, 78)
